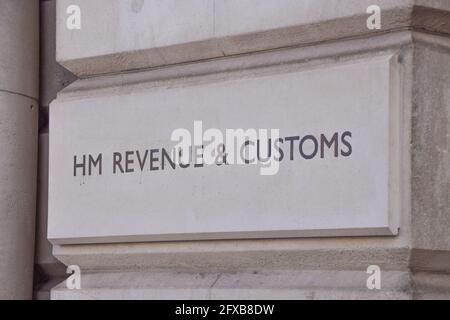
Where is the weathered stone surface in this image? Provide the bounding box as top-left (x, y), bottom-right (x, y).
top-left (49, 53), bottom-right (403, 244)
top-left (0, 93), bottom-right (38, 299)
top-left (42, 0), bottom-right (450, 299)
top-left (55, 0), bottom-right (450, 76)
top-left (49, 31), bottom-right (450, 299)
top-left (410, 40), bottom-right (450, 251)
top-left (51, 269), bottom-right (413, 300)
top-left (0, 0), bottom-right (39, 300)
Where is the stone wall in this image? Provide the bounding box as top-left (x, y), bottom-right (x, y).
top-left (30, 0), bottom-right (450, 299)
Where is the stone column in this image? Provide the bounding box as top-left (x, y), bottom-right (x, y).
top-left (49, 0), bottom-right (450, 299)
top-left (0, 0), bottom-right (39, 299)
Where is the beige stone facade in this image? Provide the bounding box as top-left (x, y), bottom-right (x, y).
top-left (0, 0), bottom-right (449, 300)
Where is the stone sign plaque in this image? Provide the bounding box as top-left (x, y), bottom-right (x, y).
top-left (48, 55), bottom-right (401, 244)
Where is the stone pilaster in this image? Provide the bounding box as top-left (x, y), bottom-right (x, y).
top-left (48, 0), bottom-right (450, 299)
top-left (0, 0), bottom-right (39, 299)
